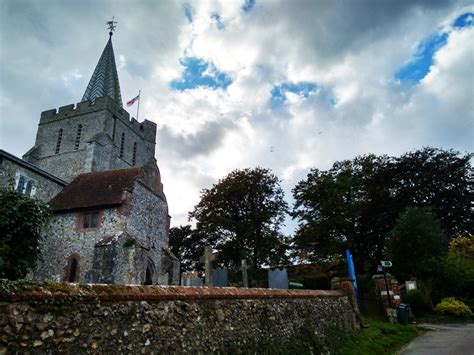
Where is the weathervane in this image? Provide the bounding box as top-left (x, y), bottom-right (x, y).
top-left (106, 17), bottom-right (117, 37)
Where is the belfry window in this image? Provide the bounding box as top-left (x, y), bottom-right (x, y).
top-left (74, 124), bottom-right (82, 150)
top-left (120, 132), bottom-right (125, 158)
top-left (55, 128), bottom-right (63, 154)
top-left (132, 142), bottom-right (137, 165)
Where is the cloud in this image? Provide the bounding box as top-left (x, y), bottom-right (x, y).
top-left (1, 0), bottom-right (472, 234)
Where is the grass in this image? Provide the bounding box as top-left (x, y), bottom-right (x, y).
top-left (415, 313), bottom-right (474, 324)
top-left (337, 317), bottom-right (421, 355)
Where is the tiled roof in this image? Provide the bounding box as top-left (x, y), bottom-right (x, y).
top-left (49, 168), bottom-right (142, 212)
top-left (81, 36), bottom-right (123, 107)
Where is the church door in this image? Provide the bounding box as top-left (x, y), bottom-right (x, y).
top-left (65, 254), bottom-right (80, 283)
top-left (68, 258), bottom-right (78, 282)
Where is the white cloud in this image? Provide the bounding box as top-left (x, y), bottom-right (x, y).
top-left (1, 0), bottom-right (472, 234)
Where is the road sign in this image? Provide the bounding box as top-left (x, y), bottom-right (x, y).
top-left (381, 260), bottom-right (392, 268)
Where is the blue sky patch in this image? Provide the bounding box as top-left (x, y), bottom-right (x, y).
top-left (211, 13), bottom-right (224, 30)
top-left (395, 32), bottom-right (448, 84)
top-left (271, 82), bottom-right (317, 108)
top-left (453, 12), bottom-right (473, 29)
top-left (242, 0), bottom-right (256, 12)
top-left (171, 57), bottom-right (232, 91)
top-left (183, 4), bottom-right (193, 23)
top-left (395, 12), bottom-right (472, 85)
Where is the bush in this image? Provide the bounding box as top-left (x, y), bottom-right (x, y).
top-left (407, 289), bottom-right (429, 314)
top-left (435, 297), bottom-right (472, 317)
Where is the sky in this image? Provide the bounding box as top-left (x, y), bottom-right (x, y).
top-left (0, 0), bottom-right (473, 234)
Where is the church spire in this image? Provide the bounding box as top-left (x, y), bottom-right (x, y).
top-left (81, 19), bottom-right (123, 107)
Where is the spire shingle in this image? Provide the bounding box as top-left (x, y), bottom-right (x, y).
top-left (81, 36), bottom-right (123, 107)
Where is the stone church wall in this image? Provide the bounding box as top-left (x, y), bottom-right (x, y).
top-left (24, 96), bottom-right (157, 182)
top-left (0, 285), bottom-right (358, 353)
top-left (0, 153), bottom-right (65, 203)
top-left (34, 180), bottom-right (172, 285)
top-left (34, 209), bottom-right (129, 283)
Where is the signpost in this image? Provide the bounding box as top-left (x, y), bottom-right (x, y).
top-left (380, 260), bottom-right (392, 308)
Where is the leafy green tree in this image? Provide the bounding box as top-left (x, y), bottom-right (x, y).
top-left (0, 188), bottom-right (50, 280)
top-left (292, 154), bottom-right (393, 269)
top-left (292, 148), bottom-right (472, 272)
top-left (169, 225), bottom-right (205, 273)
top-left (387, 207), bottom-right (447, 305)
top-left (190, 167), bottom-right (289, 269)
top-left (387, 148), bottom-right (472, 238)
top-left (444, 236), bottom-right (474, 299)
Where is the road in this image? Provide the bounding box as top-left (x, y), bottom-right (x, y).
top-left (401, 323), bottom-right (474, 355)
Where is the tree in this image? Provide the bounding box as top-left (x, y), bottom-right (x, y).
top-left (0, 188), bottom-right (50, 280)
top-left (189, 167), bottom-right (288, 269)
top-left (291, 147), bottom-right (472, 272)
top-left (388, 148), bottom-right (472, 238)
top-left (169, 225), bottom-right (205, 273)
top-left (292, 154), bottom-right (392, 270)
top-left (387, 207), bottom-right (447, 305)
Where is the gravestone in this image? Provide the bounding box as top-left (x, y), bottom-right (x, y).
top-left (181, 271), bottom-right (203, 286)
top-left (268, 267), bottom-right (288, 289)
top-left (199, 246), bottom-right (218, 287)
top-left (240, 259), bottom-right (249, 288)
top-left (212, 267), bottom-right (228, 287)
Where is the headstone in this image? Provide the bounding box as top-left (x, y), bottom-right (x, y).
top-left (199, 246), bottom-right (218, 287)
top-left (241, 260), bottom-right (249, 288)
top-left (181, 271), bottom-right (203, 286)
top-left (268, 267), bottom-right (288, 289)
top-left (212, 267), bottom-right (228, 287)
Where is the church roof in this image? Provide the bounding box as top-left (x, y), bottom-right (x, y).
top-left (49, 168), bottom-right (142, 212)
top-left (81, 35), bottom-right (123, 107)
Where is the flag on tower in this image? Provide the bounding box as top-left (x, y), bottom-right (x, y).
top-left (127, 93), bottom-right (140, 107)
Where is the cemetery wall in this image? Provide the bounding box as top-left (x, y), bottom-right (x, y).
top-left (0, 283), bottom-right (358, 353)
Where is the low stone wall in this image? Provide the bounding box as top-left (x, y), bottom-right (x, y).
top-left (0, 283), bottom-right (358, 353)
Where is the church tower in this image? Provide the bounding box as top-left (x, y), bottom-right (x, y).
top-left (23, 25), bottom-right (156, 182)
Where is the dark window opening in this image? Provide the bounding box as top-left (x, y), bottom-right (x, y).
top-left (16, 175), bottom-right (25, 193)
top-left (74, 124), bottom-right (82, 150)
top-left (82, 211), bottom-right (100, 229)
top-left (55, 128), bottom-right (63, 154)
top-left (120, 132), bottom-right (125, 158)
top-left (132, 142), bottom-right (137, 166)
top-left (25, 180), bottom-right (33, 195)
top-left (144, 266), bottom-right (153, 285)
top-left (68, 258), bottom-right (78, 282)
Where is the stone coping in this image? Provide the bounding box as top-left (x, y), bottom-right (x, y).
top-left (0, 282), bottom-right (344, 302)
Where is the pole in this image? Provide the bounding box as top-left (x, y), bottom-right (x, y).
top-left (136, 90), bottom-right (141, 120)
top-left (383, 268), bottom-right (392, 308)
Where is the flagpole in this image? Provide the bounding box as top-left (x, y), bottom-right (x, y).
top-left (136, 90), bottom-right (141, 120)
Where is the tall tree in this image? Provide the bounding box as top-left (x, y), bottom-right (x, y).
top-left (292, 148), bottom-right (472, 272)
top-left (169, 225), bottom-right (205, 273)
top-left (388, 148), bottom-right (472, 237)
top-left (0, 188), bottom-right (50, 280)
top-left (189, 167), bottom-right (288, 269)
top-left (387, 207), bottom-right (447, 305)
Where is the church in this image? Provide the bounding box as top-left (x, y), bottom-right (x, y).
top-left (0, 24), bottom-right (179, 285)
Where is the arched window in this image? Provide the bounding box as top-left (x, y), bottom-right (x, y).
top-left (74, 124), bottom-right (82, 150)
top-left (65, 254), bottom-right (80, 283)
top-left (143, 259), bottom-right (155, 285)
top-left (144, 266), bottom-right (153, 285)
top-left (132, 142), bottom-right (137, 166)
top-left (120, 132), bottom-right (125, 158)
top-left (55, 128), bottom-right (63, 154)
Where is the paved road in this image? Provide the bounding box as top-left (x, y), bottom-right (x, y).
top-left (401, 323), bottom-right (474, 355)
